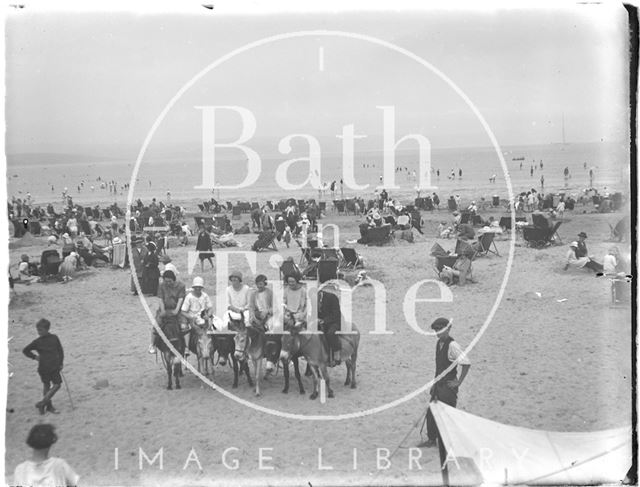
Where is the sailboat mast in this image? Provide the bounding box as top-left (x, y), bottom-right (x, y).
top-left (562, 113), bottom-right (565, 145)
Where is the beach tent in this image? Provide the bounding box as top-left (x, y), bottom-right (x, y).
top-left (430, 402), bottom-right (631, 485)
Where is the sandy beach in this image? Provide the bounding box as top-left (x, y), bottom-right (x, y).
top-left (5, 5), bottom-right (634, 486)
top-left (5, 195), bottom-right (632, 485)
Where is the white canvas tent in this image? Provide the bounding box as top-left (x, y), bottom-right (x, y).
top-left (430, 402), bottom-right (631, 485)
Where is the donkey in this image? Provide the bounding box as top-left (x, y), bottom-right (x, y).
top-left (155, 313), bottom-right (184, 390)
top-left (195, 328), bottom-right (213, 376)
top-left (280, 324), bottom-right (360, 399)
top-left (263, 334), bottom-right (306, 395)
top-left (210, 316), bottom-right (252, 389)
top-left (233, 324), bottom-right (267, 396)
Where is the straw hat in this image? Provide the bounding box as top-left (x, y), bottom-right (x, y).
top-left (229, 270), bottom-right (243, 281)
top-left (570, 241), bottom-right (578, 248)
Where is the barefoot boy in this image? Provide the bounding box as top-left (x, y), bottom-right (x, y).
top-left (22, 318), bottom-right (65, 415)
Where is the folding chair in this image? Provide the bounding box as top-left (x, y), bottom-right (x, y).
top-left (318, 259), bottom-right (338, 284)
top-left (340, 248), bottom-right (363, 269)
top-left (531, 213), bottom-right (550, 230)
top-left (251, 231), bottom-right (277, 252)
top-left (40, 249), bottom-right (61, 281)
top-left (549, 221), bottom-right (562, 244)
top-left (231, 206), bottom-right (242, 220)
top-left (320, 248), bottom-right (340, 261)
top-left (365, 224), bottom-right (393, 246)
top-left (473, 232), bottom-right (500, 257)
top-left (299, 247), bottom-right (312, 267)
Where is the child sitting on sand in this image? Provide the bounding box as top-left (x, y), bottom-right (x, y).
top-left (438, 222), bottom-right (453, 239)
top-left (18, 254), bottom-right (39, 283)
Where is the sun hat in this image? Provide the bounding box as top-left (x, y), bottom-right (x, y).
top-left (431, 317), bottom-right (451, 331)
top-left (229, 270), bottom-right (243, 281)
top-left (578, 232), bottom-right (587, 238)
top-left (255, 274), bottom-right (267, 284)
top-left (570, 241), bottom-right (578, 248)
top-left (192, 276), bottom-right (204, 288)
top-left (161, 255), bottom-right (172, 264)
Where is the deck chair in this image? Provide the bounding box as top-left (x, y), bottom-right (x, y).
top-left (103, 208), bottom-right (112, 219)
top-left (549, 221), bottom-right (562, 244)
top-left (231, 206), bottom-right (242, 220)
top-left (251, 231), bottom-right (277, 252)
top-left (280, 259), bottom-right (302, 281)
top-left (320, 248), bottom-right (340, 261)
top-left (473, 232), bottom-right (500, 257)
top-left (334, 200), bottom-right (346, 214)
top-left (340, 248), bottom-right (363, 269)
top-left (40, 249), bottom-right (61, 281)
top-left (318, 259), bottom-right (339, 284)
top-left (298, 247), bottom-right (311, 267)
top-left (459, 212), bottom-right (471, 225)
top-left (198, 204), bottom-right (205, 212)
top-left (365, 224), bottom-right (393, 246)
top-left (531, 213), bottom-right (550, 230)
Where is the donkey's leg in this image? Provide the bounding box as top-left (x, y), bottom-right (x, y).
top-left (280, 359), bottom-right (289, 394)
top-left (309, 366), bottom-right (320, 400)
top-left (281, 358), bottom-right (290, 394)
top-left (320, 365), bottom-right (334, 398)
top-left (165, 352), bottom-right (173, 390)
top-left (351, 351), bottom-right (357, 389)
top-left (293, 357), bottom-right (305, 394)
top-left (175, 362), bottom-right (181, 389)
top-left (232, 357), bottom-right (239, 388)
top-left (344, 360), bottom-right (351, 387)
top-left (254, 359), bottom-right (261, 396)
top-left (243, 361), bottom-right (254, 388)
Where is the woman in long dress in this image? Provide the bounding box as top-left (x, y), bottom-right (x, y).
top-left (196, 224), bottom-right (215, 272)
top-left (142, 241), bottom-right (160, 296)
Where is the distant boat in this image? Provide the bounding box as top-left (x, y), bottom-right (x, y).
top-left (511, 157), bottom-right (525, 161)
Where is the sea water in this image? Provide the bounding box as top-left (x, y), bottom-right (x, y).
top-left (6, 141), bottom-right (629, 208)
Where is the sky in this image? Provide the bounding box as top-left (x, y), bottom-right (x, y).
top-left (4, 2), bottom-right (631, 157)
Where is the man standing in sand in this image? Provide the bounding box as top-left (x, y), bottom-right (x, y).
top-left (419, 317), bottom-right (470, 448)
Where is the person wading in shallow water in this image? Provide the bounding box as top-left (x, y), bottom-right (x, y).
top-left (418, 317), bottom-right (471, 448)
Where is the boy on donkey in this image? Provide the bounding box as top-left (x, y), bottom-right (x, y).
top-left (23, 318), bottom-right (65, 415)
